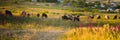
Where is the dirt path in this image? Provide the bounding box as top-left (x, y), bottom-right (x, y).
top-left (30, 30), bottom-right (66, 40)
top-left (0, 26), bottom-right (67, 40)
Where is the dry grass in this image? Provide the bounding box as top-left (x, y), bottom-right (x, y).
top-left (60, 24), bottom-right (120, 40)
top-left (0, 3), bottom-right (120, 40)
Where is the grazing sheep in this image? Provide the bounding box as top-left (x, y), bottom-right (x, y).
top-left (21, 11), bottom-right (26, 17)
top-left (62, 15), bottom-right (68, 19)
top-left (74, 15), bottom-right (80, 21)
top-left (67, 14), bottom-right (74, 21)
top-left (27, 13), bottom-right (30, 17)
top-left (89, 15), bottom-right (94, 19)
top-left (5, 10), bottom-right (13, 16)
top-left (113, 15), bottom-right (117, 19)
top-left (62, 14), bottom-right (80, 21)
top-left (97, 15), bottom-right (101, 19)
top-left (105, 15), bottom-right (110, 19)
top-left (119, 16), bottom-right (120, 19)
top-left (114, 9), bottom-right (120, 13)
top-left (42, 13), bottom-right (48, 18)
top-left (62, 14), bottom-right (73, 21)
top-left (37, 13), bottom-right (40, 17)
top-left (62, 14), bottom-right (69, 20)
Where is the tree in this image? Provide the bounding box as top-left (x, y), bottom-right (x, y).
top-left (62, 0), bottom-right (86, 7)
top-left (77, 0), bottom-right (86, 7)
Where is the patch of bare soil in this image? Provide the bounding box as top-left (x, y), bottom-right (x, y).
top-left (30, 30), bottom-right (65, 40)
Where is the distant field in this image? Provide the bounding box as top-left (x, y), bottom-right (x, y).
top-left (0, 2), bottom-right (120, 40)
top-left (0, 5), bottom-right (120, 26)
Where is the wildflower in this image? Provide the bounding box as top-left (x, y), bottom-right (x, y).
top-left (118, 24), bottom-right (120, 31)
top-left (79, 23), bottom-right (82, 28)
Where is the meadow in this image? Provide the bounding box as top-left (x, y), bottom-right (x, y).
top-left (0, 2), bottom-right (120, 40)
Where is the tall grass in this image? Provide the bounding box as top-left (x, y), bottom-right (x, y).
top-left (60, 24), bottom-right (120, 40)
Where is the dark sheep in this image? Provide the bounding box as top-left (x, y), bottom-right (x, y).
top-left (21, 11), bottom-right (26, 17)
top-left (119, 16), bottom-right (120, 19)
top-left (74, 15), bottom-right (80, 21)
top-left (5, 10), bottom-right (13, 16)
top-left (97, 15), bottom-right (101, 19)
top-left (67, 14), bottom-right (74, 20)
top-left (62, 14), bottom-right (73, 21)
top-left (90, 16), bottom-right (94, 19)
top-left (27, 13), bottom-right (30, 17)
top-left (113, 15), bottom-right (117, 19)
top-left (62, 14), bottom-right (80, 21)
top-left (89, 15), bottom-right (94, 19)
top-left (37, 13), bottom-right (40, 17)
top-left (62, 15), bottom-right (68, 20)
top-left (42, 13), bottom-right (48, 18)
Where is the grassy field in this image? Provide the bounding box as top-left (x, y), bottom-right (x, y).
top-left (0, 2), bottom-right (120, 40)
